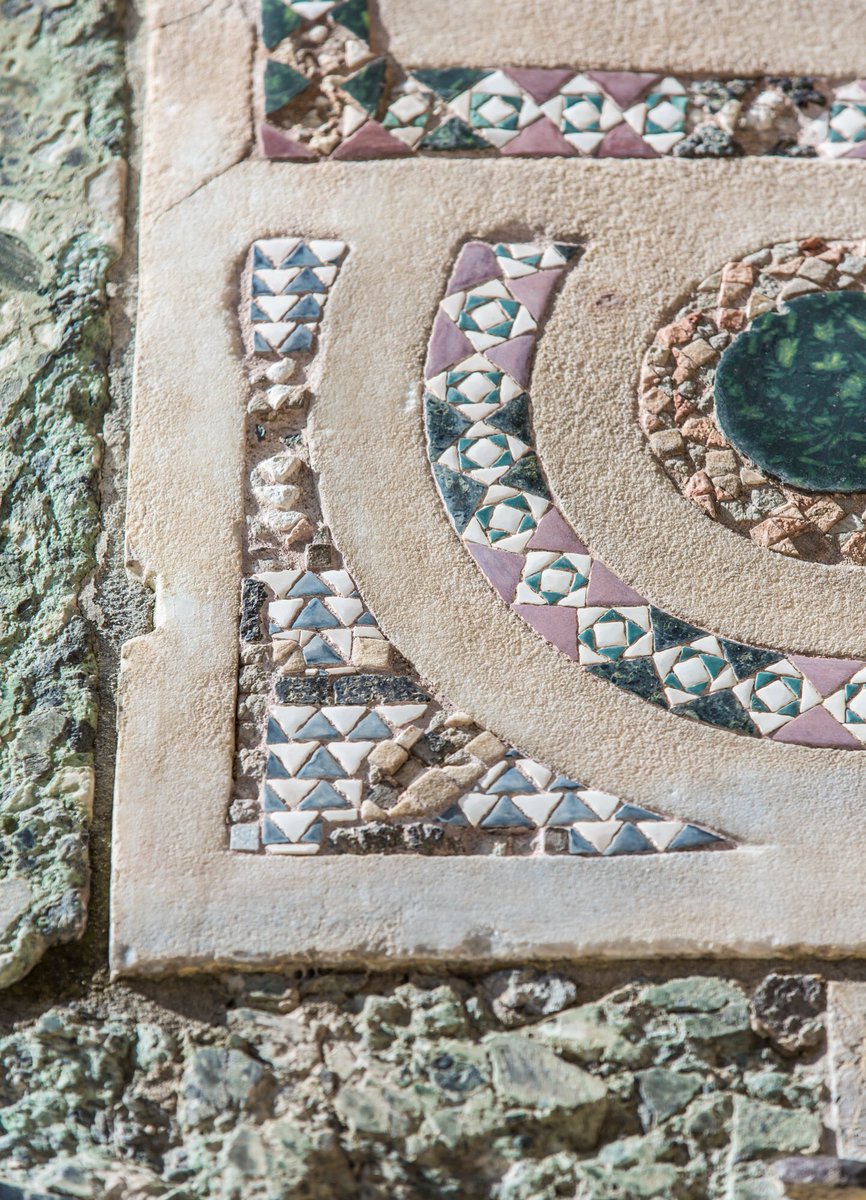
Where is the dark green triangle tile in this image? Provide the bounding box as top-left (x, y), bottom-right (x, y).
top-left (432, 463), bottom-right (485, 533)
top-left (261, 0), bottom-right (302, 50)
top-left (650, 607), bottom-right (706, 652)
top-left (341, 57), bottom-right (386, 114)
top-left (718, 638), bottom-right (785, 680)
top-left (420, 116), bottom-right (491, 150)
top-left (586, 659), bottom-right (667, 706)
top-left (677, 690), bottom-right (758, 735)
top-left (411, 68), bottom-right (489, 102)
top-left (264, 60), bottom-right (310, 114)
top-left (425, 393), bottom-right (472, 460)
top-left (498, 454), bottom-right (550, 499)
top-left (487, 393), bottom-right (531, 440)
top-left (330, 0), bottom-right (370, 40)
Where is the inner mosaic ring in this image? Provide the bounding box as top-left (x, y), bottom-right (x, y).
top-left (639, 238), bottom-right (866, 565)
top-left (423, 239), bottom-right (866, 751)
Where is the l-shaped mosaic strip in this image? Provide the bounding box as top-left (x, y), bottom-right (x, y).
top-left (423, 240), bottom-right (866, 752)
top-left (257, 2), bottom-right (866, 161)
top-left (230, 236), bottom-right (729, 858)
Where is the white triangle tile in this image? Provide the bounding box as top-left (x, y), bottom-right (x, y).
top-left (255, 238), bottom-right (300, 265)
top-left (334, 779), bottom-right (363, 805)
top-left (377, 704), bottom-right (428, 726)
top-left (574, 819), bottom-right (621, 852)
top-left (639, 820), bottom-right (683, 850)
top-left (266, 779), bottom-right (315, 805)
top-left (320, 569), bottom-right (356, 596)
top-left (255, 569), bottom-right (302, 597)
top-left (330, 741), bottom-right (374, 773)
top-left (578, 790), bottom-right (620, 819)
top-left (322, 706), bottom-right (367, 734)
top-left (325, 597), bottom-right (365, 626)
top-left (269, 742), bottom-right (316, 774)
top-left (268, 811), bottom-right (318, 842)
top-left (460, 792), bottom-right (497, 826)
top-left (308, 239), bottom-right (345, 262)
top-left (512, 792), bottom-right (561, 826)
top-left (271, 706), bottom-right (318, 737)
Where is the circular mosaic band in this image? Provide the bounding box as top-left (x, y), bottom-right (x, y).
top-left (639, 238), bottom-right (866, 565)
top-left (423, 239), bottom-right (866, 751)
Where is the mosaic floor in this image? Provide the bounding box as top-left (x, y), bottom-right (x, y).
top-left (231, 237), bottom-right (730, 858)
top-left (255, 3), bottom-right (866, 162)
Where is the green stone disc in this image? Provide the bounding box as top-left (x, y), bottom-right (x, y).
top-left (714, 290), bottom-right (866, 492)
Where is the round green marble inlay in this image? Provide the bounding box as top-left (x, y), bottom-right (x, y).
top-left (715, 290), bottom-right (866, 492)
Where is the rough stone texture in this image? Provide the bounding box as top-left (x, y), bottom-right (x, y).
top-left (0, 971), bottom-right (831, 1197)
top-left (0, 0), bottom-right (128, 985)
top-left (751, 974), bottom-right (826, 1054)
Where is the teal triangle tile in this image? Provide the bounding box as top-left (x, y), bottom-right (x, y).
top-left (252, 274), bottom-right (276, 296)
top-left (293, 598), bottom-right (341, 629)
top-left (551, 775), bottom-right (587, 789)
top-left (614, 803), bottom-right (661, 822)
top-left (341, 57), bottom-right (386, 114)
top-left (287, 295), bottom-right (323, 321)
top-left (267, 717), bottom-right (288, 744)
top-left (264, 60), bottom-right (310, 115)
top-left (303, 636), bottom-right (344, 667)
top-left (263, 785), bottom-right (288, 812)
top-left (282, 243), bottom-right (321, 267)
top-left (262, 815), bottom-right (290, 844)
top-left (604, 824), bottom-right (656, 855)
top-left (330, 0), bottom-right (370, 41)
top-left (300, 821), bottom-right (324, 844)
top-left (299, 781), bottom-right (350, 809)
top-left (437, 804), bottom-right (469, 825)
top-left (677, 690), bottom-right (758, 735)
top-left (718, 638), bottom-right (785, 680)
top-left (253, 333), bottom-right (272, 353)
top-left (250, 302), bottom-right (270, 321)
top-left (280, 326), bottom-right (314, 353)
top-left (411, 68), bottom-right (489, 102)
top-left (548, 794), bottom-right (597, 824)
top-left (285, 267), bottom-right (327, 294)
top-left (554, 244), bottom-right (581, 261)
top-left (253, 244), bottom-right (277, 269)
top-left (650, 608), bottom-right (706, 651)
top-left (297, 746), bottom-right (346, 779)
top-left (348, 713), bottom-right (392, 741)
top-left (295, 712), bottom-right (341, 740)
top-left (498, 455), bottom-right (551, 500)
top-left (568, 828), bottom-right (599, 855)
top-left (488, 766), bottom-right (537, 794)
top-left (356, 611), bottom-right (377, 626)
top-left (266, 753), bottom-right (291, 779)
top-left (480, 796), bottom-right (535, 829)
top-left (432, 463), bottom-right (486, 533)
top-left (586, 659), bottom-right (668, 706)
top-left (425, 394), bottom-right (472, 460)
top-left (261, 0), bottom-right (301, 50)
top-left (487, 394), bottom-right (531, 440)
top-left (288, 572), bottom-right (332, 597)
top-left (670, 824), bottom-right (724, 851)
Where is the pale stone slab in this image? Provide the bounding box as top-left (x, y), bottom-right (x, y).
top-left (828, 983), bottom-right (866, 1158)
top-left (113, 0), bottom-right (866, 973)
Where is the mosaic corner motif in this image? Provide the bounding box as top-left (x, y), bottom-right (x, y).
top-left (229, 235), bottom-right (731, 859)
top-left (253, 4), bottom-right (866, 163)
top-left (422, 237), bottom-right (866, 753)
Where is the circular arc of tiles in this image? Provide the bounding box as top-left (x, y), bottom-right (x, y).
top-left (423, 239), bottom-right (866, 751)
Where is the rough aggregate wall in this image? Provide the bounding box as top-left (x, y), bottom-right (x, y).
top-left (0, 2), bottom-right (837, 1196)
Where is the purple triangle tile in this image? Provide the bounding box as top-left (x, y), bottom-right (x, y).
top-left (425, 312), bottom-right (476, 377)
top-left (843, 141), bottom-right (866, 159)
top-left (527, 507), bottom-right (588, 553)
top-left (585, 560), bottom-right (647, 606)
top-left (500, 117), bottom-right (577, 157)
top-left (507, 269), bottom-right (563, 320)
top-left (513, 602), bottom-right (578, 659)
top-left (788, 655), bottom-right (865, 696)
top-left (771, 704), bottom-right (861, 750)
top-left (587, 70), bottom-right (659, 108)
top-left (446, 242), bottom-right (502, 295)
top-left (468, 542), bottom-right (523, 602)
top-left (485, 334), bottom-right (536, 387)
top-left (331, 120), bottom-right (413, 160)
top-left (598, 122), bottom-right (659, 159)
top-left (259, 123), bottom-right (316, 160)
top-left (505, 67), bottom-right (574, 103)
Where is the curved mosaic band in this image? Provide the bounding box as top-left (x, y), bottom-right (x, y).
top-left (258, 5), bottom-right (866, 163)
top-left (234, 237), bottom-right (727, 858)
top-left (423, 240), bottom-right (866, 751)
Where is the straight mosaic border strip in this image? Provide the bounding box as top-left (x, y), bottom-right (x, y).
top-left (230, 235), bottom-right (730, 857)
top-left (423, 239), bottom-right (866, 751)
top-left (256, 2), bottom-right (866, 162)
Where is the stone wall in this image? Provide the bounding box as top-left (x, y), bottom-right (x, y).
top-left (0, 2), bottom-right (841, 1196)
